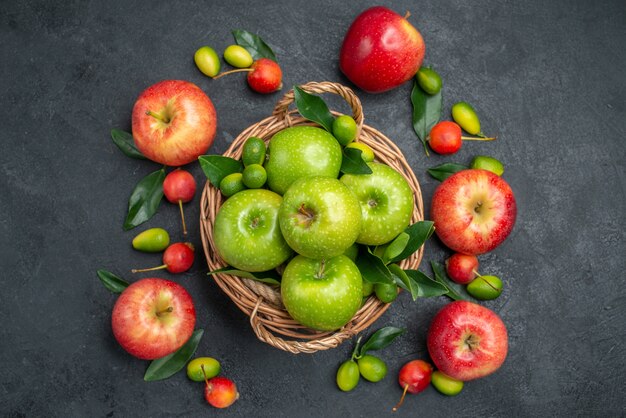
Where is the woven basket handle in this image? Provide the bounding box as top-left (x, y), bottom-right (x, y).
top-left (272, 81), bottom-right (364, 136)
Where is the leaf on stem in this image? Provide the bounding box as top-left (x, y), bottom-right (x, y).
top-left (123, 168), bottom-right (166, 230)
top-left (356, 249), bottom-right (395, 285)
top-left (411, 81), bottom-right (443, 155)
top-left (198, 155), bottom-right (242, 187)
top-left (111, 129), bottom-right (146, 159)
top-left (97, 269), bottom-right (129, 293)
top-left (232, 30), bottom-right (277, 62)
top-left (340, 147), bottom-right (373, 175)
top-left (387, 221), bottom-right (435, 264)
top-left (144, 329), bottom-right (204, 381)
top-left (403, 269), bottom-right (449, 298)
top-left (293, 86), bottom-right (335, 133)
top-left (427, 163), bottom-right (467, 182)
top-left (431, 261), bottom-right (473, 301)
top-left (358, 326), bottom-right (406, 356)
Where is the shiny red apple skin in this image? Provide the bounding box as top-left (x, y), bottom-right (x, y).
top-left (132, 80), bottom-right (216, 166)
top-left (339, 6), bottom-right (425, 93)
top-left (111, 278), bottom-right (196, 360)
top-left (431, 169), bottom-right (517, 255)
top-left (427, 300), bottom-right (508, 381)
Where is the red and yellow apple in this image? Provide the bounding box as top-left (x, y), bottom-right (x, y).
top-left (111, 278), bottom-right (196, 360)
top-left (339, 6), bottom-right (426, 93)
top-left (427, 300), bottom-right (508, 381)
top-left (132, 80), bottom-right (216, 166)
top-left (431, 169), bottom-right (517, 255)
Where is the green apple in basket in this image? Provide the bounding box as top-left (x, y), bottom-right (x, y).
top-left (265, 126), bottom-right (342, 195)
top-left (340, 162), bottom-right (414, 245)
top-left (281, 254), bottom-right (363, 331)
top-left (213, 189), bottom-right (293, 272)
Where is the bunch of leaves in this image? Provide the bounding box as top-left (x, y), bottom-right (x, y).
top-left (355, 221), bottom-right (450, 301)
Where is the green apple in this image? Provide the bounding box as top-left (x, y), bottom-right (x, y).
top-left (265, 126), bottom-right (342, 195)
top-left (340, 162), bottom-right (414, 245)
top-left (281, 255), bottom-right (363, 331)
top-left (213, 189), bottom-right (293, 272)
top-left (279, 176), bottom-right (362, 259)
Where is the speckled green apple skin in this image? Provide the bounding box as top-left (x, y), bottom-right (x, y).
top-left (213, 189), bottom-right (293, 272)
top-left (279, 177), bottom-right (362, 259)
top-left (340, 162), bottom-right (414, 245)
top-left (281, 255), bottom-right (363, 331)
top-left (265, 126), bottom-right (342, 195)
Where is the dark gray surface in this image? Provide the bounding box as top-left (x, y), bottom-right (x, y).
top-left (1, 0), bottom-right (624, 416)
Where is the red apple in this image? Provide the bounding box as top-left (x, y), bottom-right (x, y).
top-left (427, 300), bottom-right (508, 381)
top-left (431, 169), bottom-right (517, 255)
top-left (111, 278), bottom-right (196, 360)
top-left (339, 6), bottom-right (425, 93)
top-left (132, 80), bottom-right (217, 166)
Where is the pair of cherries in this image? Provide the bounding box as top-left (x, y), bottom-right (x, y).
top-left (132, 169), bottom-right (197, 275)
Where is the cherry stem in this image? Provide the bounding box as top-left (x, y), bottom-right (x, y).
top-left (156, 306), bottom-right (173, 317)
top-left (131, 264), bottom-right (168, 273)
top-left (392, 384), bottom-right (410, 412)
top-left (178, 200), bottom-right (188, 236)
top-left (145, 110), bottom-right (169, 123)
top-left (201, 364), bottom-right (209, 385)
top-left (461, 135), bottom-right (496, 141)
top-left (472, 270), bottom-right (499, 291)
top-left (212, 68), bottom-right (253, 80)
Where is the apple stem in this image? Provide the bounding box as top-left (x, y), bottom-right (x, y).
top-left (145, 110), bottom-right (170, 123)
top-left (156, 306), bottom-right (173, 317)
top-left (392, 384), bottom-right (410, 412)
top-left (404, 11), bottom-right (411, 19)
top-left (315, 259), bottom-right (326, 279)
top-left (212, 68), bottom-right (253, 80)
top-left (131, 264), bottom-right (168, 273)
top-left (178, 200), bottom-right (188, 236)
top-left (461, 135), bottom-right (496, 141)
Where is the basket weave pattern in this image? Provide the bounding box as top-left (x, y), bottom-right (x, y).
top-left (200, 82), bottom-right (424, 354)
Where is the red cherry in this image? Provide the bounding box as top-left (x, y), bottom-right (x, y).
top-left (246, 58), bottom-right (282, 93)
top-left (429, 121), bottom-right (462, 155)
top-left (163, 169), bottom-right (197, 235)
top-left (204, 376), bottom-right (239, 408)
top-left (212, 58), bottom-right (282, 94)
top-left (132, 242), bottom-right (195, 274)
top-left (446, 253), bottom-right (479, 284)
top-left (392, 360), bottom-right (433, 411)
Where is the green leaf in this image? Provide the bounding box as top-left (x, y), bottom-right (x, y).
top-left (427, 163), bottom-right (467, 182)
top-left (110, 129), bottom-right (146, 159)
top-left (198, 155), bottom-right (242, 187)
top-left (382, 232), bottom-right (410, 265)
top-left (232, 30), bottom-right (277, 62)
top-left (293, 86), bottom-right (335, 133)
top-left (404, 269), bottom-right (449, 298)
top-left (389, 263), bottom-right (419, 301)
top-left (387, 221), bottom-right (435, 264)
top-left (144, 329), bottom-right (204, 381)
top-left (411, 81), bottom-right (443, 155)
top-left (340, 147), bottom-right (373, 175)
top-left (358, 326), bottom-right (405, 356)
top-left (123, 168), bottom-right (165, 230)
top-left (356, 250), bottom-right (395, 285)
top-left (431, 261), bottom-right (472, 301)
top-left (97, 269), bottom-right (129, 293)
top-left (208, 267), bottom-right (281, 285)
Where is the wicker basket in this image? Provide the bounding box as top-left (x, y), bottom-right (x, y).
top-left (200, 81), bottom-right (425, 354)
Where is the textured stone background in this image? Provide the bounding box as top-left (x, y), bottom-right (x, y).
top-left (1, 0), bottom-right (624, 416)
